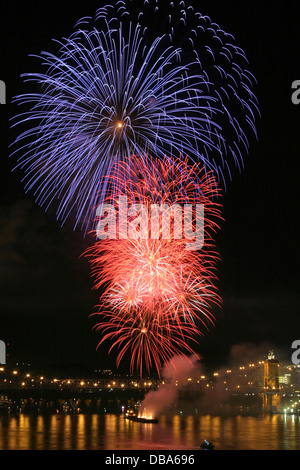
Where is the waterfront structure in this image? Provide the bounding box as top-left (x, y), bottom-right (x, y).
top-left (263, 351), bottom-right (281, 413)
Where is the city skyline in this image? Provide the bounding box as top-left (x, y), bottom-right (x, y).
top-left (1, 350), bottom-right (300, 418)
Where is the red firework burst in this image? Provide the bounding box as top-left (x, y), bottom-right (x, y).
top-left (93, 307), bottom-right (202, 377)
top-left (85, 156), bottom-right (223, 376)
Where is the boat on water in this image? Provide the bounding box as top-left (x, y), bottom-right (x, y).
top-left (200, 440), bottom-right (215, 450)
top-left (124, 409), bottom-right (158, 423)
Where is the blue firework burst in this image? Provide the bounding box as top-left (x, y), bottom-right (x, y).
top-left (102, 0), bottom-right (260, 181)
top-left (10, 1), bottom-right (259, 231)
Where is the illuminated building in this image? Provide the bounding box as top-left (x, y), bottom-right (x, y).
top-left (263, 350), bottom-right (281, 413)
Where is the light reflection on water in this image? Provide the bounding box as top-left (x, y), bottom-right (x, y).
top-left (0, 413), bottom-right (299, 450)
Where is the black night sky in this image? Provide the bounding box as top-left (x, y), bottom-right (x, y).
top-left (0, 0), bottom-right (299, 375)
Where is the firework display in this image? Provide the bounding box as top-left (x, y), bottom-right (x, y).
top-left (10, 20), bottom-right (217, 231)
top-left (10, 0), bottom-right (258, 231)
top-left (88, 238), bottom-right (221, 376)
top-left (11, 1), bottom-right (258, 376)
top-left (85, 156), bottom-right (222, 375)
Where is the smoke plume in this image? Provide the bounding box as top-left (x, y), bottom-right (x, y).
top-left (139, 354), bottom-right (202, 418)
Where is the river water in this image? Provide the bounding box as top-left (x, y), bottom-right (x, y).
top-left (0, 412), bottom-right (299, 450)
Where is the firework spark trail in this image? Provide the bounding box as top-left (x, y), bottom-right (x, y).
top-left (97, 0), bottom-right (259, 183)
top-left (10, 1), bottom-right (258, 231)
top-left (93, 308), bottom-right (201, 378)
top-left (87, 155), bottom-right (222, 292)
top-left (11, 18), bottom-right (221, 231)
top-left (85, 156), bottom-right (222, 376)
top-left (90, 240), bottom-right (221, 377)
top-left (95, 155), bottom-right (223, 241)
top-left (88, 237), bottom-right (221, 316)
